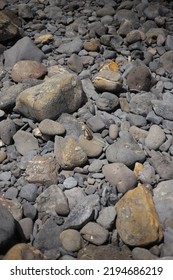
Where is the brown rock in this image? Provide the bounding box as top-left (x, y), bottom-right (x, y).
top-left (3, 243), bottom-right (46, 260)
top-left (0, 10), bottom-right (20, 42)
top-left (80, 222), bottom-right (109, 245)
top-left (0, 150), bottom-right (7, 163)
top-left (11, 60), bottom-right (47, 82)
top-left (38, 119), bottom-right (65, 136)
top-left (0, 194), bottom-right (22, 221)
top-left (83, 38), bottom-right (100, 52)
top-left (26, 155), bottom-right (60, 186)
top-left (35, 33), bottom-right (53, 44)
top-left (78, 135), bottom-right (103, 157)
top-left (115, 184), bottom-right (163, 247)
top-left (127, 64), bottom-right (152, 91)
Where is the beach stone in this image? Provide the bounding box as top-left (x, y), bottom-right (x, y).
top-left (0, 10), bottom-right (20, 42)
top-left (132, 247), bottom-right (158, 260)
top-left (4, 36), bottom-right (45, 68)
top-left (25, 155), bottom-right (59, 186)
top-left (160, 50), bottom-right (173, 73)
top-left (0, 119), bottom-right (16, 145)
top-left (106, 136), bottom-right (145, 168)
top-left (129, 92), bottom-right (155, 116)
top-left (35, 185), bottom-right (69, 216)
top-left (19, 183), bottom-right (38, 202)
top-left (0, 205), bottom-right (15, 249)
top-left (79, 135), bottom-right (103, 158)
top-left (96, 206), bottom-right (116, 230)
top-left (129, 126), bottom-right (148, 140)
top-left (152, 100), bottom-right (173, 121)
top-left (57, 37), bottom-right (83, 55)
top-left (0, 151), bottom-right (7, 163)
top-left (114, 9), bottom-right (139, 26)
top-left (67, 53), bottom-right (83, 74)
top-left (138, 162), bottom-right (156, 185)
top-left (153, 180), bottom-right (173, 225)
top-left (60, 229), bottom-right (83, 252)
top-left (23, 202), bottom-right (37, 220)
top-left (13, 130), bottom-right (39, 156)
top-left (63, 177), bottom-right (78, 189)
top-left (160, 243), bottom-right (173, 258)
top-left (83, 38), bottom-right (100, 52)
top-left (38, 119), bottom-right (65, 136)
top-left (115, 184), bottom-right (163, 247)
top-left (15, 67), bottom-right (86, 121)
top-left (102, 163), bottom-right (137, 193)
top-left (81, 78), bottom-right (98, 99)
top-left (80, 222), bottom-right (109, 245)
top-left (3, 243), bottom-right (45, 260)
top-left (54, 136), bottom-right (88, 170)
top-left (0, 195), bottom-right (22, 221)
top-left (149, 150), bottom-right (173, 180)
top-left (96, 6), bottom-right (115, 17)
top-left (78, 244), bottom-right (132, 260)
top-left (145, 124), bottom-right (166, 150)
top-left (127, 64), bottom-right (152, 91)
top-left (146, 110), bottom-right (163, 124)
top-left (86, 115), bottom-right (105, 132)
top-left (125, 30), bottom-right (144, 45)
top-left (18, 218), bottom-right (33, 240)
top-left (165, 35), bottom-right (173, 50)
top-left (109, 124), bottom-right (119, 140)
top-left (11, 60), bottom-right (47, 83)
top-left (145, 28), bottom-right (166, 45)
top-left (63, 194), bottom-right (100, 230)
top-left (126, 113), bottom-right (147, 127)
top-left (0, 171), bottom-right (11, 181)
top-left (64, 187), bottom-right (86, 210)
top-left (35, 33), bottom-right (53, 44)
top-left (88, 159), bottom-right (103, 173)
top-left (96, 92), bottom-right (119, 111)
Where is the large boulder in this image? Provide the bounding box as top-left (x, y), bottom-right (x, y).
top-left (15, 66), bottom-right (86, 121)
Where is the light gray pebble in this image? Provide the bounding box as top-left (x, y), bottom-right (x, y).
top-left (19, 183), bottom-right (38, 202)
top-left (64, 187), bottom-right (86, 210)
top-left (80, 222), bottom-right (109, 245)
top-left (63, 177), bottom-right (78, 189)
top-left (145, 124), bottom-right (166, 150)
top-left (0, 171), bottom-right (11, 181)
top-left (88, 159), bottom-right (103, 172)
top-left (4, 187), bottom-right (18, 200)
top-left (19, 217), bottom-right (33, 240)
top-left (96, 206), bottom-right (116, 230)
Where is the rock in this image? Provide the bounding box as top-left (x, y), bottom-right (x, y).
top-left (63, 177), bottom-right (78, 189)
top-left (160, 243), bottom-right (173, 258)
top-left (13, 130), bottom-right (39, 156)
top-left (35, 185), bottom-right (69, 216)
top-left (83, 38), bottom-right (100, 52)
top-left (145, 124), bottom-right (166, 150)
top-left (96, 7), bottom-right (116, 17)
top-left (88, 159), bottom-right (103, 173)
top-left (0, 119), bottom-right (16, 145)
top-left (11, 60), bottom-right (47, 82)
top-left (125, 30), bottom-right (144, 45)
top-left (54, 136), bottom-right (88, 170)
top-left (126, 113), bottom-right (147, 127)
top-left (86, 115), bottom-right (105, 132)
top-left (165, 35), bottom-right (173, 50)
top-left (138, 162), bottom-right (156, 185)
top-left (64, 187), bottom-right (86, 210)
top-left (23, 202), bottom-right (37, 220)
top-left (63, 194), bottom-right (100, 230)
top-left (96, 206), bottom-right (116, 230)
top-left (152, 100), bottom-right (173, 121)
top-left (0, 10), bottom-right (20, 42)
top-left (25, 155), bottom-right (60, 186)
top-left (67, 53), bottom-right (83, 73)
top-left (18, 218), bottom-right (33, 240)
top-left (132, 247), bottom-right (158, 260)
top-left (78, 244), bottom-right (132, 260)
top-left (78, 135), bottom-right (103, 158)
top-left (33, 217), bottom-right (62, 252)
top-left (93, 60), bottom-right (123, 93)
top-left (15, 66), bottom-right (86, 121)
top-left (129, 92), bottom-right (156, 116)
top-left (149, 150), bottom-right (173, 180)
top-left (4, 36), bottom-right (45, 68)
top-left (115, 184), bottom-right (163, 247)
top-left (0, 205), bottom-right (15, 249)
top-left (145, 28), bottom-right (166, 45)
top-left (19, 183), bottom-right (38, 202)
top-left (0, 151), bottom-right (7, 163)
top-left (127, 64), bottom-right (152, 91)
top-left (106, 135), bottom-right (146, 168)
top-left (80, 222), bottom-right (109, 245)
top-left (153, 180), bottom-right (173, 225)
top-left (57, 37), bottom-right (83, 55)
top-left (109, 124), bottom-right (119, 140)
top-left (102, 163), bottom-right (137, 193)
top-left (129, 126), bottom-right (148, 140)
top-left (160, 50), bottom-right (173, 73)
top-left (35, 33), bottom-right (53, 44)
top-left (60, 229), bottom-right (83, 252)
top-left (3, 243), bottom-right (45, 260)
top-left (0, 195), bottom-right (22, 221)
top-left (114, 9), bottom-right (139, 26)
top-left (58, 113), bottom-right (82, 139)
top-left (38, 119), bottom-right (65, 136)
top-left (96, 92), bottom-right (119, 111)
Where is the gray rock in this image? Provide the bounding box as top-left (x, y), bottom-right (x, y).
top-left (126, 113), bottom-right (147, 127)
top-left (4, 187), bottom-right (18, 200)
top-left (86, 115), bottom-right (105, 132)
top-left (130, 92), bottom-right (156, 116)
top-left (4, 36), bottom-right (45, 68)
top-left (35, 185), bottom-right (69, 216)
top-left (96, 206), bottom-right (116, 230)
top-left (149, 150), bottom-right (173, 180)
top-left (96, 92), bottom-right (119, 112)
top-left (63, 177), bottom-right (78, 189)
top-left (57, 37), bottom-right (83, 55)
top-left (160, 243), bottom-right (173, 258)
top-left (0, 205), bottom-right (15, 249)
top-left (19, 183), bottom-right (38, 202)
top-left (160, 50), bottom-right (173, 73)
top-left (60, 229), bottom-right (83, 252)
top-left (127, 64), bottom-right (152, 91)
top-left (146, 110), bottom-right (163, 124)
top-left (64, 187), bottom-right (86, 210)
top-left (81, 78), bottom-right (98, 99)
top-left (102, 163), bottom-right (137, 193)
top-left (23, 202), bottom-right (37, 220)
top-left (38, 119), bottom-right (65, 136)
top-left (132, 247), bottom-right (158, 260)
top-left (145, 125), bottom-right (166, 150)
top-left (0, 10), bottom-right (20, 43)
top-left (165, 35), bottom-right (173, 50)
top-left (80, 222), bottom-right (109, 245)
top-left (88, 159), bottom-right (103, 173)
top-left (67, 53), bottom-right (83, 73)
top-left (15, 67), bottom-right (86, 121)
top-left (0, 171), bottom-right (11, 181)
top-left (63, 194), bottom-right (100, 230)
top-left (58, 113), bottom-right (82, 140)
top-left (0, 119), bottom-right (16, 145)
top-left (13, 130), bottom-right (39, 156)
top-left (159, 135), bottom-right (173, 152)
top-left (138, 162), bottom-right (156, 185)
top-left (19, 218), bottom-right (33, 240)
top-left (152, 100), bottom-right (173, 121)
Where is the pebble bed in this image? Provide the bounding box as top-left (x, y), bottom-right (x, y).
top-left (1, 0), bottom-right (173, 260)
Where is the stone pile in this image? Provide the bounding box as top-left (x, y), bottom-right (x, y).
top-left (0, 0), bottom-right (173, 260)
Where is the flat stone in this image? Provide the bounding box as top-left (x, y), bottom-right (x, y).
top-left (130, 92), bottom-right (156, 116)
top-left (80, 222), bottom-right (109, 245)
top-left (145, 124), bottom-right (166, 150)
top-left (19, 183), bottom-right (38, 202)
top-left (38, 119), bottom-right (65, 136)
top-left (3, 243), bottom-right (45, 260)
top-left (109, 124), bottom-right (119, 140)
top-left (13, 130), bottom-right (39, 156)
top-left (54, 136), bottom-right (88, 170)
top-left (35, 33), bottom-right (53, 44)
top-left (79, 135), bottom-right (103, 158)
top-left (60, 229), bottom-right (83, 252)
top-left (115, 184), bottom-right (163, 247)
top-left (25, 155), bottom-right (60, 186)
top-left (83, 38), bottom-right (100, 52)
top-left (152, 100), bottom-right (173, 121)
top-left (0, 194), bottom-right (22, 221)
top-left (67, 53), bottom-right (83, 73)
top-left (35, 184), bottom-right (69, 216)
top-left (102, 163), bottom-right (137, 193)
top-left (57, 37), bottom-right (83, 55)
top-left (0, 205), bottom-right (15, 249)
top-left (132, 247), bottom-right (158, 260)
top-left (64, 187), bottom-right (86, 210)
top-left (15, 66), bottom-right (86, 121)
top-left (96, 92), bottom-right (119, 111)
top-left (0, 119), bottom-right (16, 145)
top-left (63, 177), bottom-right (78, 189)
top-left (88, 159), bottom-right (103, 173)
top-left (126, 113), bottom-right (147, 127)
top-left (129, 126), bottom-right (148, 140)
top-left (96, 206), bottom-right (116, 230)
top-left (149, 150), bottom-right (173, 180)
top-left (18, 218), bottom-right (33, 240)
top-left (160, 50), bottom-right (173, 73)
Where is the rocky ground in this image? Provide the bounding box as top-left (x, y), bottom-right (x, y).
top-left (1, 0), bottom-right (173, 260)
